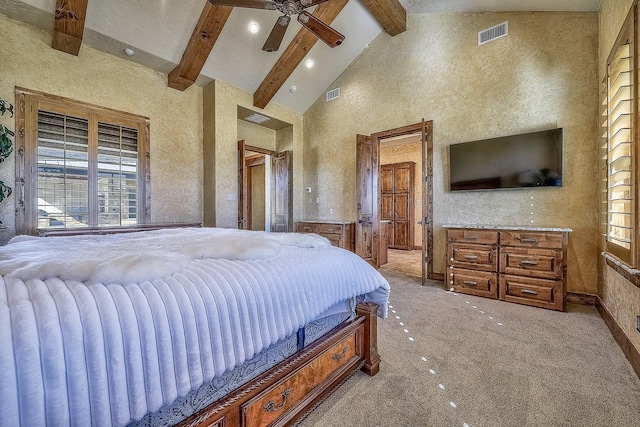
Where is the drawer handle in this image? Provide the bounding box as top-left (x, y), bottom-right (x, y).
top-left (463, 281), bottom-right (478, 286)
top-left (521, 289), bottom-right (538, 295)
top-left (463, 255), bottom-right (479, 260)
top-left (464, 236), bottom-right (478, 240)
top-left (520, 238), bottom-right (538, 244)
top-left (332, 345), bottom-right (348, 362)
top-left (325, 227), bottom-right (335, 232)
top-left (303, 227), bottom-right (312, 231)
top-left (263, 387), bottom-right (292, 412)
top-left (520, 260), bottom-right (539, 266)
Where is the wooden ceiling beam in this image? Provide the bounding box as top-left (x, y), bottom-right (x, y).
top-left (52, 0), bottom-right (89, 56)
top-left (359, 0), bottom-right (406, 36)
top-left (168, 3), bottom-right (232, 91)
top-left (253, 0), bottom-right (349, 109)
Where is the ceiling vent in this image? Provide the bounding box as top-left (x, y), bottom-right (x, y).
top-left (478, 21), bottom-right (508, 46)
top-left (244, 113), bottom-right (270, 124)
top-left (326, 87), bottom-right (340, 102)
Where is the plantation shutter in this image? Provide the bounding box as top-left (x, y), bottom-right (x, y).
top-left (97, 122), bottom-right (139, 226)
top-left (16, 89), bottom-right (149, 235)
top-left (37, 111), bottom-right (90, 228)
top-left (604, 11), bottom-right (636, 265)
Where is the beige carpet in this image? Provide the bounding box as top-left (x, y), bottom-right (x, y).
top-left (299, 270), bottom-right (640, 427)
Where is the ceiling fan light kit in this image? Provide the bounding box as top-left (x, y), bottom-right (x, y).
top-left (209, 0), bottom-right (345, 52)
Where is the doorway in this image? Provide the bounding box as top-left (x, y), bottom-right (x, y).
top-left (355, 120), bottom-right (438, 285)
top-left (245, 153), bottom-right (267, 230)
top-left (238, 140), bottom-right (292, 232)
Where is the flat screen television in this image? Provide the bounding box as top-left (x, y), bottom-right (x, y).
top-left (448, 128), bottom-right (563, 191)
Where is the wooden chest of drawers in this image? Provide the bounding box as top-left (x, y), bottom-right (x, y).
top-left (445, 226), bottom-right (570, 311)
top-left (296, 221), bottom-right (355, 252)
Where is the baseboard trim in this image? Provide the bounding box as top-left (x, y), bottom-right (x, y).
top-left (431, 272), bottom-right (445, 282)
top-left (595, 296), bottom-right (640, 379)
top-left (566, 291), bottom-right (597, 306)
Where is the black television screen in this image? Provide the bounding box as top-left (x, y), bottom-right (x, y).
top-left (448, 128), bottom-right (563, 191)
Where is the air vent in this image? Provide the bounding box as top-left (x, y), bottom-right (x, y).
top-left (326, 87), bottom-right (340, 102)
top-left (245, 113), bottom-right (270, 124)
top-left (478, 21), bottom-right (508, 46)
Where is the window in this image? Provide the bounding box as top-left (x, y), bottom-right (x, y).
top-left (602, 4), bottom-right (638, 266)
top-left (15, 89), bottom-right (149, 234)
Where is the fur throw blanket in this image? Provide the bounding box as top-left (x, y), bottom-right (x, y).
top-left (0, 227), bottom-right (331, 284)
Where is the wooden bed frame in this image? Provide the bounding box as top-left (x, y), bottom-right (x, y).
top-left (177, 302), bottom-right (381, 427)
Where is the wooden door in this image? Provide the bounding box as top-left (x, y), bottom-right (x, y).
top-left (380, 164), bottom-right (395, 247)
top-left (356, 134), bottom-right (378, 266)
top-left (381, 165), bottom-right (394, 192)
top-left (271, 150), bottom-right (292, 232)
top-left (381, 161), bottom-right (414, 250)
top-left (421, 119), bottom-right (434, 284)
top-left (238, 140), bottom-right (248, 229)
top-left (394, 164), bottom-right (412, 192)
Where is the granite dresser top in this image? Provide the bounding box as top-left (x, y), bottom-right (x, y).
top-left (442, 224), bottom-right (572, 233)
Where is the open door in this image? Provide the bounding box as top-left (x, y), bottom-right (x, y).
top-left (238, 140), bottom-right (248, 229)
top-left (271, 150), bottom-right (292, 232)
top-left (421, 120), bottom-right (434, 285)
top-left (356, 134), bottom-right (379, 266)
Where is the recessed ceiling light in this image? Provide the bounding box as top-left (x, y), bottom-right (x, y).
top-left (124, 47), bottom-right (135, 56)
top-left (305, 59), bottom-right (314, 69)
top-left (289, 86), bottom-right (297, 93)
top-left (248, 22), bottom-right (259, 33)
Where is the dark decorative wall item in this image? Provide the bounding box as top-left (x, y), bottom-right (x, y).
top-left (0, 97), bottom-right (13, 206)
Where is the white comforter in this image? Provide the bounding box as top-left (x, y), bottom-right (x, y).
top-left (0, 228), bottom-right (389, 426)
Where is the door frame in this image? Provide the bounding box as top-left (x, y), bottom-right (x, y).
top-left (244, 154), bottom-right (266, 230)
top-left (238, 140), bottom-right (275, 230)
top-left (371, 120), bottom-right (437, 283)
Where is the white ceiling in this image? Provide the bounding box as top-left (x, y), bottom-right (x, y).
top-left (2, 0), bottom-right (601, 114)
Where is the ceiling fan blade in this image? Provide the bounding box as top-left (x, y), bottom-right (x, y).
top-left (262, 15), bottom-right (290, 52)
top-left (299, 0), bottom-right (330, 7)
top-left (208, 0), bottom-right (277, 10)
top-left (297, 11), bottom-right (344, 48)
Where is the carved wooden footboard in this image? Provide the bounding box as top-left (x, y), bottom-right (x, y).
top-left (178, 302), bottom-right (380, 427)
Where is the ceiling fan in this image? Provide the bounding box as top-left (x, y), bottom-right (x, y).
top-left (208, 0), bottom-right (345, 52)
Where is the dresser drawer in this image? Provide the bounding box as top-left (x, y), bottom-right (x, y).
top-left (451, 268), bottom-right (498, 299)
top-left (500, 231), bottom-right (564, 249)
top-left (500, 275), bottom-right (564, 311)
top-left (447, 229), bottom-right (498, 245)
top-left (296, 222), bottom-right (317, 233)
top-left (316, 223), bottom-right (344, 234)
top-left (449, 243), bottom-right (497, 272)
top-left (500, 247), bottom-right (563, 280)
top-left (241, 332), bottom-right (357, 426)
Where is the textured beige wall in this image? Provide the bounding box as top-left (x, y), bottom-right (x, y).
top-left (277, 126), bottom-right (294, 152)
top-left (598, 0), bottom-right (640, 354)
top-left (251, 164), bottom-right (266, 231)
top-left (206, 80), bottom-right (303, 229)
top-left (303, 12), bottom-right (599, 294)
top-left (380, 141), bottom-right (423, 247)
top-left (0, 14), bottom-right (203, 240)
top-left (238, 120), bottom-right (276, 151)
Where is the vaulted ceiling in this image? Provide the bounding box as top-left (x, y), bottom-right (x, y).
top-left (2, 0), bottom-right (600, 113)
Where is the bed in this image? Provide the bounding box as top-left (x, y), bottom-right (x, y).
top-left (0, 227), bottom-right (389, 426)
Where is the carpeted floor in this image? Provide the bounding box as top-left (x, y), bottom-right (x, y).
top-left (298, 270), bottom-right (640, 427)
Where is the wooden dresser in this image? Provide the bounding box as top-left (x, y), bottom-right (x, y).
top-left (296, 221), bottom-right (355, 252)
top-left (445, 225), bottom-right (571, 311)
